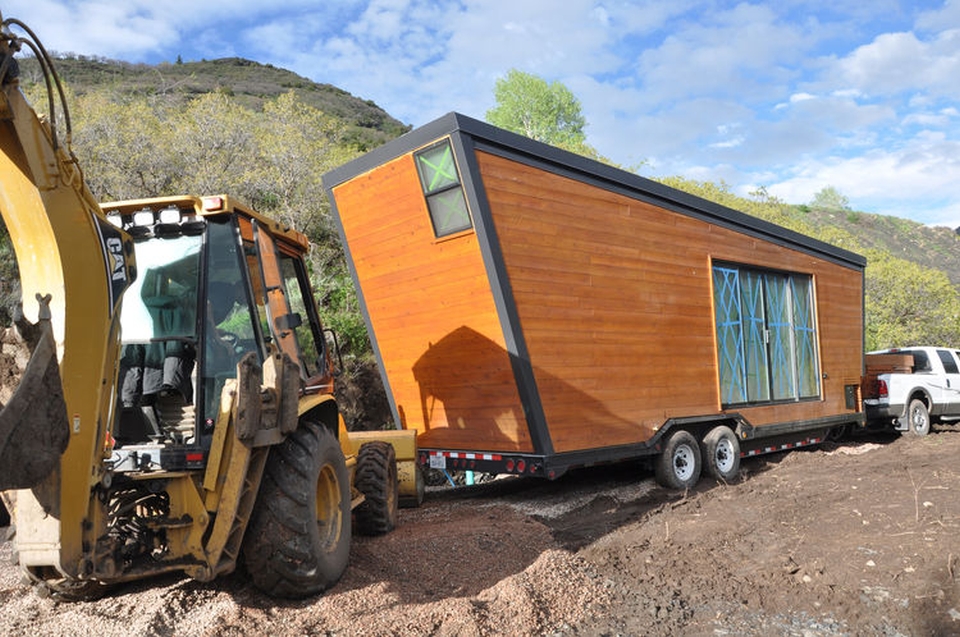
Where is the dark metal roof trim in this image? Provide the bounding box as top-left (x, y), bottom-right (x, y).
top-left (323, 111), bottom-right (866, 271)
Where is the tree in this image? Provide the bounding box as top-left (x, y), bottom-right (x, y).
top-left (864, 250), bottom-right (960, 350)
top-left (486, 69), bottom-right (597, 157)
top-left (810, 186), bottom-right (850, 212)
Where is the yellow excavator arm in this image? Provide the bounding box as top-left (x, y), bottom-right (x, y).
top-left (0, 10), bottom-right (135, 511)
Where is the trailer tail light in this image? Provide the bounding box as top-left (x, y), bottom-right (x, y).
top-left (878, 379), bottom-right (888, 398)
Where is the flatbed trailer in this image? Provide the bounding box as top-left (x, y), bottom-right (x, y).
top-left (322, 112), bottom-right (866, 488)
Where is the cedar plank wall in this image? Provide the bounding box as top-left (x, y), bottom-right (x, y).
top-left (477, 151), bottom-right (863, 454)
top-left (331, 151), bottom-right (533, 452)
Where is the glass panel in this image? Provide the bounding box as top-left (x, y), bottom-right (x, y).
top-left (253, 223), bottom-right (299, 364)
top-left (427, 188), bottom-right (471, 236)
top-left (280, 254), bottom-right (323, 378)
top-left (201, 220), bottom-right (261, 424)
top-left (764, 272), bottom-right (797, 400)
top-left (909, 350), bottom-right (932, 372)
top-left (937, 350), bottom-right (959, 374)
top-left (791, 277), bottom-right (820, 398)
top-left (740, 270), bottom-right (771, 402)
top-left (416, 141), bottom-right (459, 194)
top-left (119, 234), bottom-right (201, 406)
top-left (713, 266), bottom-right (747, 405)
top-left (121, 235), bottom-right (201, 343)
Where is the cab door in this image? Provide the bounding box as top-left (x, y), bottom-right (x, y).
top-left (252, 221), bottom-right (301, 367)
top-left (249, 221), bottom-right (333, 395)
top-left (935, 349), bottom-right (960, 417)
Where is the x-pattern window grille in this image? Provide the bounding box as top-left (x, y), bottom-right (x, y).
top-left (713, 263), bottom-right (820, 407)
top-left (414, 140), bottom-right (472, 237)
top-left (713, 267), bottom-right (747, 405)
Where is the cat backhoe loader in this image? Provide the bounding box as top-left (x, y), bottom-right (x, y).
top-left (0, 12), bottom-right (420, 599)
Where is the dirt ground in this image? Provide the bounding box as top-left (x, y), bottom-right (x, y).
top-left (1, 426), bottom-right (959, 636)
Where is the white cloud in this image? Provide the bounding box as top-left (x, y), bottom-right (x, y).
top-left (830, 28), bottom-right (960, 99)
top-left (767, 131), bottom-right (960, 225)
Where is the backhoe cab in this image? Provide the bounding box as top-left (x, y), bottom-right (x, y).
top-left (0, 13), bottom-right (418, 600)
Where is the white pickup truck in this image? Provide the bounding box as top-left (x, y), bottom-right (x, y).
top-left (862, 346), bottom-right (960, 436)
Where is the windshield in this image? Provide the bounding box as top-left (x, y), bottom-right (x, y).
top-left (120, 235), bottom-right (202, 343)
top-left (117, 234), bottom-right (202, 414)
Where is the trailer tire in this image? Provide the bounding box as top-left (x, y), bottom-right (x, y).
top-left (243, 421), bottom-right (351, 599)
top-left (702, 425), bottom-right (740, 482)
top-left (655, 429), bottom-right (702, 490)
top-left (905, 398), bottom-right (931, 436)
top-left (354, 441), bottom-right (399, 535)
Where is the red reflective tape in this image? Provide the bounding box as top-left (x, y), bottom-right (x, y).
top-left (428, 451), bottom-right (503, 461)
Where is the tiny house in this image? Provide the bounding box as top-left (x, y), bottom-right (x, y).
top-left (322, 113), bottom-right (866, 488)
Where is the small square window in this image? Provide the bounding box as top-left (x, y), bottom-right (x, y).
top-left (414, 139), bottom-right (473, 238)
top-left (427, 188), bottom-right (471, 236)
top-left (417, 143), bottom-right (460, 194)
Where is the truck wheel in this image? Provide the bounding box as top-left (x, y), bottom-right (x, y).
top-left (242, 421), bottom-right (351, 599)
top-left (905, 398), bottom-right (931, 436)
top-left (354, 441), bottom-right (399, 535)
top-left (701, 425), bottom-right (740, 482)
top-left (655, 430), bottom-right (702, 490)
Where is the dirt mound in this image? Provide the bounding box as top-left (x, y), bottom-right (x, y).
top-left (1, 429), bottom-right (959, 635)
top-left (334, 355), bottom-right (394, 431)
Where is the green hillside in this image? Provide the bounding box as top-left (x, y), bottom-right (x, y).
top-left (790, 207), bottom-right (960, 286)
top-left (18, 55), bottom-right (410, 151)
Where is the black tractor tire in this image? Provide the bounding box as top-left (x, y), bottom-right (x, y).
top-left (654, 429), bottom-right (702, 490)
top-left (701, 425), bottom-right (741, 482)
top-left (904, 398), bottom-right (931, 436)
top-left (354, 441), bottom-right (399, 536)
top-left (242, 421), bottom-right (351, 599)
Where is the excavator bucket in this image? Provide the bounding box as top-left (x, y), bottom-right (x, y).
top-left (0, 295), bottom-right (69, 490)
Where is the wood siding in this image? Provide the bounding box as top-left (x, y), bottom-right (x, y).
top-left (477, 151), bottom-right (864, 454)
top-left (331, 151), bottom-right (533, 452)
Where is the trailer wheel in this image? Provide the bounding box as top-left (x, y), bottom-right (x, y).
top-left (655, 430), bottom-right (702, 490)
top-left (701, 425), bottom-right (740, 482)
top-left (905, 398), bottom-right (931, 436)
top-left (354, 441), bottom-right (399, 535)
top-left (242, 421), bottom-right (351, 599)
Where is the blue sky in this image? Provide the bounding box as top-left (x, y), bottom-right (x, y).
top-left (5, 1), bottom-right (960, 226)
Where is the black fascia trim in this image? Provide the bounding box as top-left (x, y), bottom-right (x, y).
top-left (322, 112), bottom-right (467, 190)
top-left (450, 130), bottom-right (555, 456)
top-left (322, 184), bottom-right (403, 431)
top-left (471, 138), bottom-right (864, 270)
top-left (339, 112), bottom-right (866, 272)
